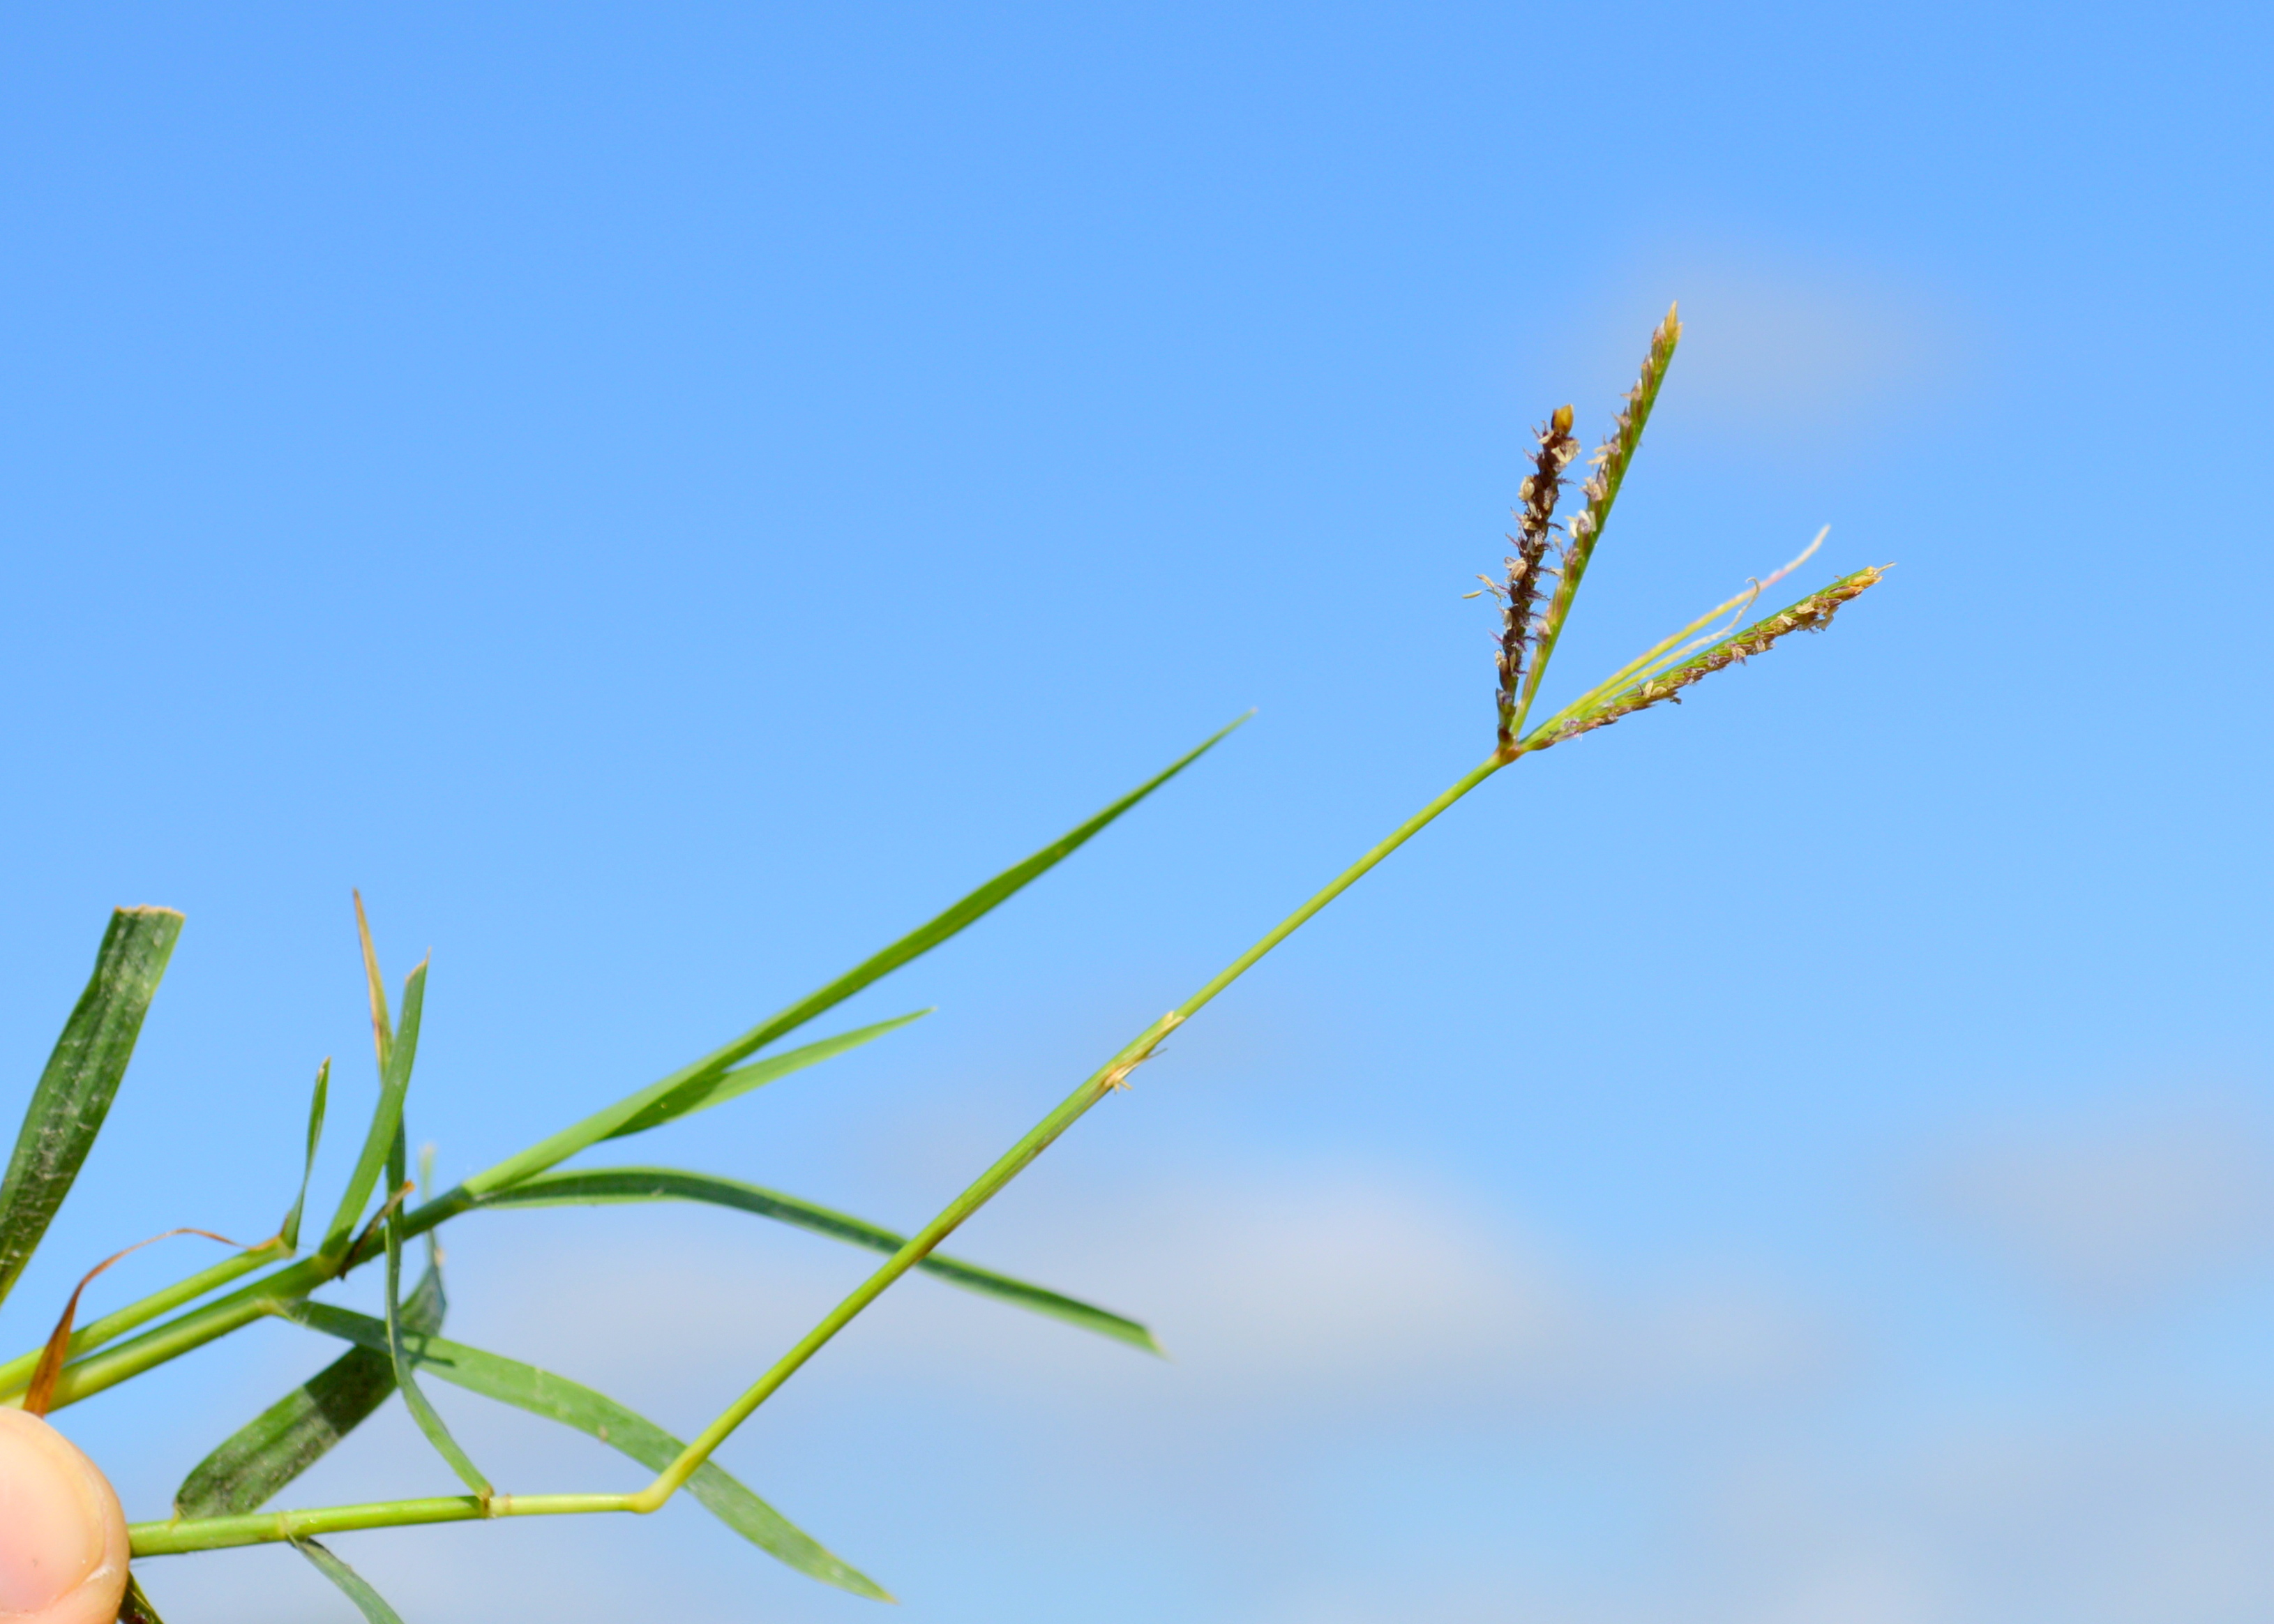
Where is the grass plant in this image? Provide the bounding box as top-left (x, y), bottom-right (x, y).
top-left (0, 308), bottom-right (1885, 1621)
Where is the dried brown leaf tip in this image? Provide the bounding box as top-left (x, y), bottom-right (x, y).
top-left (1480, 403), bottom-right (1580, 747)
top-left (24, 1228), bottom-right (246, 1415)
top-left (1544, 566), bottom-right (1885, 746)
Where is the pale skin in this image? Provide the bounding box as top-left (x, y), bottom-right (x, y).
top-left (0, 1412), bottom-right (129, 1624)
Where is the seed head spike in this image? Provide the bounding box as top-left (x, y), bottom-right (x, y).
top-left (1539, 565), bottom-right (1886, 748)
top-left (1491, 402), bottom-right (1581, 749)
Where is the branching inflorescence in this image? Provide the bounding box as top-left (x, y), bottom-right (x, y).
top-left (0, 307), bottom-right (1885, 1623)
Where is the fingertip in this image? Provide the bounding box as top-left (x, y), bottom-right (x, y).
top-left (0, 1409), bottom-right (130, 1624)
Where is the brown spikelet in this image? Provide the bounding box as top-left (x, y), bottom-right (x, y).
top-left (1541, 566), bottom-right (1885, 747)
top-left (1492, 403), bottom-right (1580, 747)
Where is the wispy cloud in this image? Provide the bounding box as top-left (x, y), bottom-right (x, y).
top-left (1926, 1098), bottom-right (2274, 1305)
top-left (125, 1149), bottom-right (2274, 1624)
top-left (1545, 241), bottom-right (1961, 451)
top-left (464, 1160), bottom-right (1837, 1418)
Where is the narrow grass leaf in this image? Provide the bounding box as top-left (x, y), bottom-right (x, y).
top-left (284, 1302), bottom-right (892, 1600)
top-left (0, 908), bottom-right (184, 1311)
top-left (384, 1182), bottom-right (489, 1498)
top-left (292, 1539), bottom-right (405, 1624)
top-left (476, 1166), bottom-right (1164, 1354)
top-left (451, 717), bottom-right (1245, 1203)
top-left (116, 1572), bottom-right (165, 1623)
top-left (352, 892), bottom-right (393, 1064)
top-left (417, 1142), bottom-right (441, 1274)
top-left (604, 1010), bottom-right (931, 1142)
top-left (174, 1266), bottom-right (444, 1519)
top-left (319, 960), bottom-right (427, 1259)
top-left (278, 1060), bottom-right (329, 1251)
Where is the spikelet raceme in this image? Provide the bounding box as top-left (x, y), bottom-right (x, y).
top-left (1538, 566), bottom-right (1885, 747)
top-left (1491, 403), bottom-right (1580, 746)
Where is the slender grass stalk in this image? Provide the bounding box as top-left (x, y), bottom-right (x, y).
top-left (0, 1242), bottom-right (280, 1399)
top-left (632, 749), bottom-right (1509, 1506)
top-left (131, 749), bottom-right (1522, 1545)
top-left (130, 1493), bottom-right (639, 1556)
top-left (0, 1245), bottom-right (378, 1413)
top-left (59, 311), bottom-right (1889, 1600)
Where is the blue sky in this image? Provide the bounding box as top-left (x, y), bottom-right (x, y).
top-left (1, 4), bottom-right (2268, 1621)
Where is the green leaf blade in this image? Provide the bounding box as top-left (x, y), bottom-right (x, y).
top-left (451, 716), bottom-right (1246, 1203)
top-left (319, 961), bottom-right (428, 1260)
top-left (293, 1538), bottom-right (406, 1624)
top-left (476, 1166), bottom-right (1164, 1355)
top-left (605, 1009), bottom-right (931, 1143)
top-left (285, 1303), bottom-right (892, 1602)
top-left (384, 1176), bottom-right (489, 1499)
top-left (116, 1572), bottom-right (166, 1623)
top-left (173, 1267), bottom-right (444, 1519)
top-left (0, 907), bottom-right (184, 1311)
top-left (278, 1059), bottom-right (330, 1251)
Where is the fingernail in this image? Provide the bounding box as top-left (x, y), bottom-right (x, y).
top-left (0, 1412), bottom-right (106, 1614)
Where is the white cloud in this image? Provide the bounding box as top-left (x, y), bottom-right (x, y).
top-left (1927, 1100), bottom-right (2274, 1304)
top-left (1586, 1415), bottom-right (2274, 1624)
top-left (450, 1160), bottom-right (1835, 1419)
top-left (1549, 243), bottom-right (1959, 448)
top-left (117, 1150), bottom-right (2274, 1624)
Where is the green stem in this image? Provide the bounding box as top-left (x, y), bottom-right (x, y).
top-left (634, 750), bottom-right (1511, 1508)
top-left (3, 1257), bottom-right (332, 1412)
top-left (93, 747), bottom-right (1520, 1546)
top-left (0, 1243), bottom-right (283, 1401)
top-left (1174, 753), bottom-right (1505, 1023)
top-left (128, 1493), bottom-right (637, 1556)
top-left (1, 1187), bottom-right (478, 1411)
